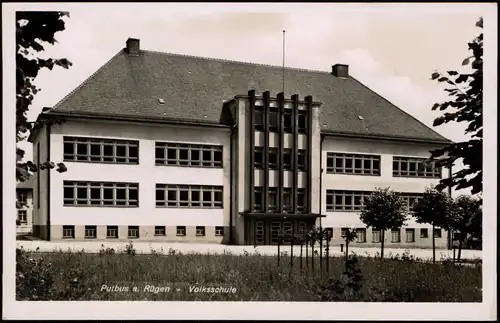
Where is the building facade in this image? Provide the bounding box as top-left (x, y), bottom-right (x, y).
top-left (29, 38), bottom-right (452, 248)
top-left (16, 179), bottom-right (34, 235)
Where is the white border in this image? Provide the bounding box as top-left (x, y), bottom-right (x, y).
top-left (2, 2), bottom-right (497, 320)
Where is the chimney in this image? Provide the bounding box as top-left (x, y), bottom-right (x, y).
top-left (332, 64), bottom-right (349, 78)
top-left (126, 38), bottom-right (140, 56)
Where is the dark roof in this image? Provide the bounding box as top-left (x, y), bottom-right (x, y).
top-left (50, 47), bottom-right (451, 144)
top-left (17, 178), bottom-right (33, 189)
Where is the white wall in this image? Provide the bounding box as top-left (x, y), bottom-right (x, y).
top-left (49, 119), bottom-right (231, 227)
top-left (32, 126), bottom-right (48, 227)
top-left (321, 136), bottom-right (449, 228)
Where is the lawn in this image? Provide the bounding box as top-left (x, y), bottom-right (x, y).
top-left (16, 245), bottom-right (482, 302)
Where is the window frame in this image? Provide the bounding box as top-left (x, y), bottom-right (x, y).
top-left (391, 229), bottom-right (401, 243)
top-left (84, 225), bottom-right (97, 239)
top-left (393, 156), bottom-right (442, 178)
top-left (62, 225), bottom-right (75, 239)
top-left (420, 228), bottom-right (429, 238)
top-left (63, 136), bottom-right (139, 165)
top-left (63, 181), bottom-right (139, 207)
top-left (326, 190), bottom-right (371, 212)
top-left (215, 226), bottom-right (224, 236)
top-left (326, 152), bottom-right (381, 176)
top-left (195, 226), bottom-right (206, 236)
top-left (106, 226), bottom-right (119, 239)
top-left (176, 226), bottom-right (186, 236)
top-left (17, 210), bottom-right (27, 223)
top-left (154, 226), bottom-right (166, 236)
top-left (405, 228), bottom-right (415, 243)
top-left (155, 142), bottom-right (223, 168)
top-left (156, 184), bottom-right (223, 209)
top-left (128, 226), bottom-right (140, 239)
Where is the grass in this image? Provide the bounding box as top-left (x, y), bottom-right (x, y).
top-left (16, 245), bottom-right (482, 302)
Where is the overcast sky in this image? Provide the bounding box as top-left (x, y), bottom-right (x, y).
top-left (6, 3), bottom-right (495, 194)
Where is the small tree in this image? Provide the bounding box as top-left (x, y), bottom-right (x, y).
top-left (448, 195), bottom-right (482, 260)
top-left (360, 188), bottom-right (408, 258)
top-left (412, 187), bottom-right (454, 263)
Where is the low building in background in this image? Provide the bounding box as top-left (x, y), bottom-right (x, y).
top-left (16, 178), bottom-right (34, 235)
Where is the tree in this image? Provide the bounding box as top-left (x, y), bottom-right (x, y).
top-left (359, 188), bottom-right (408, 258)
top-left (429, 17), bottom-right (483, 196)
top-left (448, 195), bottom-right (482, 260)
top-left (411, 187), bottom-right (454, 263)
top-left (16, 11), bottom-right (71, 183)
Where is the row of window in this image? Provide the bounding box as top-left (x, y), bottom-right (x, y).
top-left (331, 227), bottom-right (442, 243)
top-left (326, 153), bottom-right (441, 178)
top-left (62, 225), bottom-right (225, 239)
top-left (254, 148), bottom-right (306, 171)
top-left (326, 190), bottom-right (423, 212)
top-left (63, 181), bottom-right (223, 208)
top-left (254, 106), bottom-right (307, 134)
top-left (253, 187), bottom-right (307, 213)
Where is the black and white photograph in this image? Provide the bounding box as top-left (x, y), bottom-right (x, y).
top-left (2, 2), bottom-right (496, 320)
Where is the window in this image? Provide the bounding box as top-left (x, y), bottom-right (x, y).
top-left (372, 229), bottom-right (381, 243)
top-left (400, 193), bottom-right (424, 211)
top-left (326, 190), bottom-right (371, 212)
top-left (391, 229), bottom-right (401, 243)
top-left (297, 188), bottom-right (306, 213)
top-left (63, 181), bottom-right (139, 207)
top-left (283, 149), bottom-right (292, 170)
top-left (326, 152), bottom-right (381, 176)
top-left (63, 225), bottom-right (75, 239)
top-left (356, 228), bottom-right (366, 243)
top-left (298, 110), bottom-right (307, 133)
top-left (176, 226), bottom-right (186, 236)
top-left (393, 156), bottom-right (441, 178)
top-left (154, 226), bottom-right (166, 236)
top-left (254, 187), bottom-right (263, 211)
top-left (283, 111), bottom-right (293, 132)
top-left (17, 192), bottom-right (27, 203)
top-left (155, 142), bottom-right (223, 168)
top-left (405, 228), bottom-right (415, 243)
top-left (268, 148), bottom-right (278, 170)
top-left (17, 210), bottom-right (27, 223)
top-left (420, 228), bottom-right (429, 238)
top-left (269, 107), bottom-right (279, 132)
top-left (156, 184), bottom-right (223, 208)
top-left (254, 106), bottom-right (264, 131)
top-left (341, 228), bottom-right (349, 239)
top-left (254, 147), bottom-right (264, 168)
top-left (106, 226), bottom-right (118, 239)
top-left (63, 136), bottom-right (139, 164)
top-left (84, 225), bottom-right (97, 239)
top-left (268, 188), bottom-right (278, 212)
top-left (215, 226), bottom-right (224, 236)
top-left (298, 222), bottom-right (308, 237)
top-left (196, 226), bottom-right (206, 236)
top-left (324, 227), bottom-right (333, 240)
top-left (434, 228), bottom-right (442, 238)
top-left (283, 188), bottom-right (293, 212)
top-left (298, 150), bottom-right (307, 172)
top-left (128, 226), bottom-right (139, 239)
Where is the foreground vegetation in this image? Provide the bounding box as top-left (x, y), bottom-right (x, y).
top-left (16, 244), bottom-right (481, 302)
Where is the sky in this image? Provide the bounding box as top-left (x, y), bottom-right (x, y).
top-left (7, 3), bottom-right (495, 194)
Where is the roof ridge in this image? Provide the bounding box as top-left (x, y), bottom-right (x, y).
top-left (142, 49), bottom-right (333, 76)
top-left (348, 76), bottom-right (451, 142)
top-left (52, 49), bottom-right (126, 110)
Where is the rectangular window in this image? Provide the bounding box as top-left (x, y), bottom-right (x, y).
top-left (128, 226), bottom-right (139, 239)
top-left (17, 192), bottom-right (27, 203)
top-left (283, 188), bottom-right (292, 212)
top-left (17, 210), bottom-right (27, 223)
top-left (254, 106), bottom-right (264, 131)
top-left (106, 226), bottom-right (118, 239)
top-left (215, 226), bottom-right (224, 236)
top-left (326, 152), bottom-right (381, 176)
top-left (298, 150), bottom-right (306, 172)
top-left (420, 228), bottom-right (428, 238)
top-left (156, 184), bottom-right (223, 208)
top-left (434, 228), bottom-right (442, 238)
top-left (176, 226), bottom-right (186, 236)
top-left (62, 225), bottom-right (75, 239)
top-left (391, 229), bottom-right (401, 243)
top-left (254, 147), bottom-right (264, 169)
top-left (269, 108), bottom-right (279, 132)
top-left (196, 226), bottom-right (206, 236)
top-left (254, 187), bottom-right (263, 212)
top-left (283, 149), bottom-right (292, 170)
top-left (268, 187), bottom-right (278, 212)
top-left (283, 111), bottom-right (293, 133)
top-left (63, 136), bottom-right (138, 164)
top-left (84, 225), bottom-right (97, 239)
top-left (155, 142), bottom-right (223, 168)
top-left (63, 181), bottom-right (139, 207)
top-left (268, 148), bottom-right (278, 170)
top-left (372, 229), bottom-right (381, 243)
top-left (356, 228), bottom-right (366, 243)
top-left (298, 110), bottom-right (307, 134)
top-left (393, 156), bottom-right (441, 178)
top-left (341, 228), bottom-right (349, 239)
top-left (297, 188), bottom-right (306, 213)
top-left (154, 226), bottom-right (166, 236)
top-left (324, 227), bottom-right (333, 240)
top-left (326, 190), bottom-right (371, 212)
top-left (400, 193), bottom-right (424, 211)
top-left (405, 228), bottom-right (415, 243)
